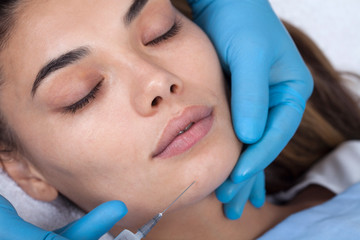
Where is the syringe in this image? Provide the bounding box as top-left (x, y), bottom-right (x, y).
top-left (114, 181), bottom-right (196, 240)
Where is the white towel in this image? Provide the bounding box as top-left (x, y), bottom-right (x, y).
top-left (0, 169), bottom-right (113, 240)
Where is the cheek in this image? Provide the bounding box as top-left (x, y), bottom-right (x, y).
top-left (12, 105), bottom-right (148, 206)
top-left (179, 43), bottom-right (222, 87)
top-left (172, 108), bottom-right (242, 206)
top-left (153, 19), bottom-right (224, 92)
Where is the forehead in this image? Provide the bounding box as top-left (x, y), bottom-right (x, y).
top-left (7, 0), bottom-right (131, 52)
top-left (0, 0), bottom-right (134, 89)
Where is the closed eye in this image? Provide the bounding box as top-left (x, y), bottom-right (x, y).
top-left (63, 80), bottom-right (103, 114)
top-left (145, 19), bottom-right (182, 46)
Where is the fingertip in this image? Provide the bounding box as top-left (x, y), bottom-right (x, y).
top-left (59, 200), bottom-right (128, 240)
top-left (249, 172), bottom-right (266, 208)
top-left (216, 179), bottom-right (248, 203)
top-left (250, 196), bottom-right (265, 208)
top-left (224, 204), bottom-right (242, 221)
top-left (222, 179), bottom-right (254, 221)
top-left (215, 180), bottom-right (235, 203)
top-left (87, 200), bottom-right (128, 222)
top-left (215, 188), bottom-right (233, 204)
top-left (230, 77), bottom-right (268, 145)
top-left (233, 118), bottom-right (265, 144)
top-left (101, 200), bottom-right (128, 219)
top-left (230, 167), bottom-right (253, 184)
top-left (215, 189), bottom-right (228, 203)
top-left (231, 148), bottom-right (265, 184)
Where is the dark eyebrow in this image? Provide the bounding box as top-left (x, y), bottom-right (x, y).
top-left (124, 0), bottom-right (149, 25)
top-left (31, 47), bottom-right (90, 97)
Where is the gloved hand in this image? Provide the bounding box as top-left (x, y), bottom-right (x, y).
top-left (187, 0), bottom-right (313, 219)
top-left (0, 194), bottom-right (127, 240)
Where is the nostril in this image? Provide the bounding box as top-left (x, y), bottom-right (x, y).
top-left (151, 96), bottom-right (162, 107)
top-left (170, 84), bottom-right (178, 93)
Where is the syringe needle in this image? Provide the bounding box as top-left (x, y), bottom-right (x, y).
top-left (137, 181), bottom-right (196, 238)
top-left (114, 181), bottom-right (196, 240)
top-left (161, 181), bottom-right (196, 215)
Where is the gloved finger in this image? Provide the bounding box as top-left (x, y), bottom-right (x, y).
top-left (0, 195), bottom-right (67, 240)
top-left (228, 43), bottom-right (273, 143)
top-left (215, 178), bottom-right (249, 203)
top-left (186, 0), bottom-right (212, 19)
top-left (230, 49), bottom-right (313, 182)
top-left (249, 171), bottom-right (266, 208)
top-left (269, 43), bottom-right (314, 100)
top-left (231, 102), bottom-right (303, 183)
top-left (56, 200), bottom-right (127, 240)
top-left (216, 172), bottom-right (265, 207)
top-left (0, 194), bottom-right (17, 215)
top-left (223, 176), bottom-right (255, 220)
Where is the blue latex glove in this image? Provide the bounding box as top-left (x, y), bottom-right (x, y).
top-left (0, 195), bottom-right (127, 240)
top-left (187, 0), bottom-right (313, 219)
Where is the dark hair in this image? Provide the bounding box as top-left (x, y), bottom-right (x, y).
top-left (265, 22), bottom-right (360, 193)
top-left (0, 0), bottom-right (21, 51)
top-left (0, 0), bottom-right (22, 153)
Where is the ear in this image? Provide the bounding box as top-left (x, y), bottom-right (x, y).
top-left (0, 151), bottom-right (58, 202)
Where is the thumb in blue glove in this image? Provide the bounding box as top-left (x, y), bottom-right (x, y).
top-left (0, 195), bottom-right (127, 240)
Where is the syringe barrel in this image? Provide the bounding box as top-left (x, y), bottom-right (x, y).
top-left (114, 229), bottom-right (141, 240)
top-left (138, 213), bottom-right (163, 237)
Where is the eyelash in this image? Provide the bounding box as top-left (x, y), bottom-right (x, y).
top-left (145, 19), bottom-right (182, 46)
top-left (62, 21), bottom-right (181, 114)
top-left (63, 80), bottom-right (103, 114)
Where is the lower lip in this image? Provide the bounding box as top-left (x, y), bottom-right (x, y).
top-left (155, 113), bottom-right (214, 159)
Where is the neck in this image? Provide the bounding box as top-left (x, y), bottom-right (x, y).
top-left (112, 193), bottom-right (291, 240)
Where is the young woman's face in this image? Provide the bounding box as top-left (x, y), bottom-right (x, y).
top-left (0, 0), bottom-right (241, 227)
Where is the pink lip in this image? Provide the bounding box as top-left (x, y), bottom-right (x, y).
top-left (152, 106), bottom-right (214, 159)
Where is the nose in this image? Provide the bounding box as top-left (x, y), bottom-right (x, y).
top-left (132, 64), bottom-right (183, 116)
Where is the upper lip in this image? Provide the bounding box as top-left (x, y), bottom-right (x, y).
top-left (152, 105), bottom-right (213, 158)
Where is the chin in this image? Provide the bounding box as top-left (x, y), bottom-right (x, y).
top-left (112, 107), bottom-right (242, 229)
top-left (171, 126), bottom-right (243, 211)
top-left (162, 105), bottom-right (242, 208)
top-left (119, 136), bottom-right (240, 229)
